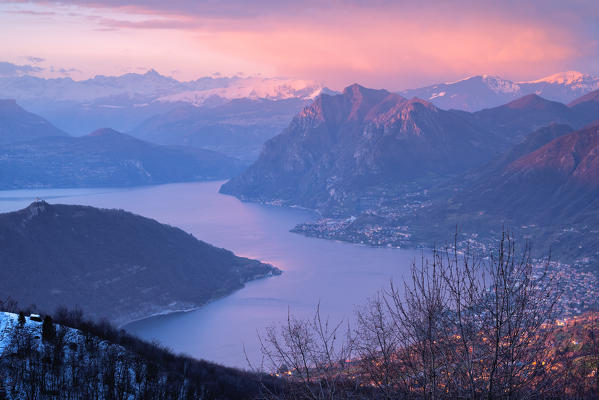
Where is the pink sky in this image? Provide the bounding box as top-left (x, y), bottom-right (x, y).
top-left (0, 0), bottom-right (598, 89)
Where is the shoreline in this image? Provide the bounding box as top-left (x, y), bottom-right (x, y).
top-left (118, 269), bottom-right (282, 329)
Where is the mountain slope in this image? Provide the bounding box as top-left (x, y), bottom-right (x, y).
top-left (0, 71), bottom-right (324, 134)
top-left (401, 71), bottom-right (599, 111)
top-left (0, 128), bottom-right (244, 189)
top-left (521, 71), bottom-right (599, 102)
top-left (464, 123), bottom-right (575, 180)
top-left (0, 99), bottom-right (67, 144)
top-left (0, 311), bottom-right (274, 399)
top-left (129, 98), bottom-right (307, 161)
top-left (422, 122), bottom-right (599, 262)
top-left (221, 84), bottom-right (501, 214)
top-left (569, 88), bottom-right (599, 124)
top-left (0, 201), bottom-right (280, 324)
top-left (401, 75), bottom-right (522, 111)
top-left (471, 94), bottom-right (580, 142)
top-left (291, 121), bottom-right (599, 264)
top-left (492, 122), bottom-right (599, 216)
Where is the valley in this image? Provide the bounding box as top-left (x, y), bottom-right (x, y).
top-left (0, 182), bottom-right (421, 368)
top-left (2, 1), bottom-right (599, 398)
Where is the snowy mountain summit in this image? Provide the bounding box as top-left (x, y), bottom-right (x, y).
top-left (0, 70), bottom-right (325, 105)
top-left (401, 71), bottom-right (599, 111)
top-left (157, 77), bottom-right (325, 106)
top-left (524, 70), bottom-right (596, 87)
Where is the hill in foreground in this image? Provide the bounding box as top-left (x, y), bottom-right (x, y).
top-left (0, 310), bottom-right (276, 399)
top-left (0, 201), bottom-right (280, 325)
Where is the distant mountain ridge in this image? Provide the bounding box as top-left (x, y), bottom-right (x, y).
top-left (0, 126), bottom-right (245, 189)
top-left (401, 71), bottom-right (599, 111)
top-left (0, 201), bottom-right (280, 324)
top-left (0, 69), bottom-right (324, 104)
top-left (0, 70), bottom-right (325, 135)
top-left (470, 94), bottom-right (580, 142)
top-left (0, 99), bottom-right (67, 144)
top-left (129, 98), bottom-right (308, 161)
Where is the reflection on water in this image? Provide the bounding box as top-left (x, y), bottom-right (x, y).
top-left (0, 181), bottom-right (421, 368)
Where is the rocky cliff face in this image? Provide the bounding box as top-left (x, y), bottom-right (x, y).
top-left (221, 84), bottom-right (500, 214)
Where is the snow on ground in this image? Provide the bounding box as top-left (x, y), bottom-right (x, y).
top-left (0, 312), bottom-right (42, 354)
top-left (0, 311), bottom-right (98, 356)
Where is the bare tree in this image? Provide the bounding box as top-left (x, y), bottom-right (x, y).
top-left (258, 305), bottom-right (357, 400)
top-left (355, 294), bottom-right (406, 399)
top-left (258, 230), bottom-right (562, 399)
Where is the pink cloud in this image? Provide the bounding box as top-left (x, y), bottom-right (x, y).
top-left (1, 1), bottom-right (597, 87)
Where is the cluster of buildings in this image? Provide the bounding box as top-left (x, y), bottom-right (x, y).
top-left (293, 217), bottom-right (412, 247)
top-left (294, 217), bottom-right (599, 318)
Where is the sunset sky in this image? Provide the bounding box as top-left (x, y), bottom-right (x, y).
top-left (1, 0), bottom-right (598, 89)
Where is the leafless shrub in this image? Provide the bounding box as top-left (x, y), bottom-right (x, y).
top-left (259, 230), bottom-right (563, 399)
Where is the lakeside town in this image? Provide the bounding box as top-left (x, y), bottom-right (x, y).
top-left (293, 214), bottom-right (599, 318)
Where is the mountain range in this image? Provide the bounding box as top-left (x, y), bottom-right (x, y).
top-left (0, 70), bottom-right (324, 105)
top-left (128, 98), bottom-right (308, 161)
top-left (222, 84), bottom-right (599, 264)
top-left (221, 84), bottom-right (505, 214)
top-left (401, 71), bottom-right (599, 111)
top-left (0, 201), bottom-right (280, 324)
top-left (0, 99), bottom-right (67, 144)
top-left (0, 101), bottom-right (245, 188)
top-left (221, 85), bottom-right (599, 215)
top-left (0, 70), bottom-right (324, 135)
top-left (2, 68), bottom-right (597, 162)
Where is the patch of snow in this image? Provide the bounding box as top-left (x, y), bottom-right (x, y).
top-left (524, 71), bottom-right (586, 85)
top-left (440, 75), bottom-right (521, 94)
top-left (0, 71), bottom-right (325, 105)
top-left (520, 70), bottom-right (599, 90)
top-left (429, 91), bottom-right (446, 99)
top-left (156, 77), bottom-right (324, 106)
top-left (443, 75), bottom-right (479, 85)
top-left (481, 75), bottom-right (521, 94)
top-left (0, 312), bottom-right (45, 354)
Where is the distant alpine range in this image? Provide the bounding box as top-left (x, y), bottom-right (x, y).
top-left (1, 69), bottom-right (597, 160)
top-left (401, 71), bottom-right (599, 111)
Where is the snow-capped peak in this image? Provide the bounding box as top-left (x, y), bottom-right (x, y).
top-left (156, 77), bottom-right (325, 106)
top-left (522, 71), bottom-right (593, 86)
top-left (480, 75), bottom-right (521, 94)
top-left (441, 74), bottom-right (521, 94)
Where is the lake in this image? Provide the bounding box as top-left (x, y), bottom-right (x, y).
top-left (0, 181), bottom-right (421, 368)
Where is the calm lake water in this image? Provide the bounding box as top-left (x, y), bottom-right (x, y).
top-left (0, 181), bottom-right (421, 368)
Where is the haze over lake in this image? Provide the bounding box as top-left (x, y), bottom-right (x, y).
top-left (0, 181), bottom-right (420, 368)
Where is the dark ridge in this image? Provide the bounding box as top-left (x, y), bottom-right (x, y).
top-left (0, 202), bottom-right (280, 325)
